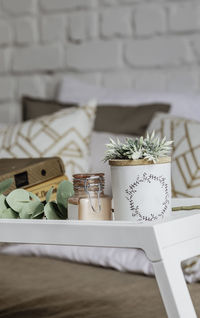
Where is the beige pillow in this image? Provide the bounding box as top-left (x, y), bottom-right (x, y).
top-left (148, 113), bottom-right (200, 197)
top-left (0, 105), bottom-right (96, 180)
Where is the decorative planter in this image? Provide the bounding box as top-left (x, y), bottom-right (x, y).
top-left (109, 157), bottom-right (171, 222)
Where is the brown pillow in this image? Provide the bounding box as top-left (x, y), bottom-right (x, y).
top-left (22, 96), bottom-right (170, 136)
top-left (94, 104), bottom-right (170, 135)
top-left (22, 96), bottom-right (77, 121)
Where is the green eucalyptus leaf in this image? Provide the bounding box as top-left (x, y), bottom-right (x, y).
top-left (19, 209), bottom-right (32, 219)
top-left (46, 187), bottom-right (54, 203)
top-left (44, 201), bottom-right (62, 220)
top-left (18, 201), bottom-right (44, 219)
top-left (6, 189), bottom-right (30, 212)
top-left (31, 202), bottom-right (44, 218)
top-left (0, 194), bottom-right (9, 211)
top-left (57, 180), bottom-right (74, 218)
top-left (0, 194), bottom-right (17, 219)
top-left (0, 178), bottom-right (13, 194)
top-left (33, 213), bottom-right (44, 219)
top-left (0, 208), bottom-right (18, 219)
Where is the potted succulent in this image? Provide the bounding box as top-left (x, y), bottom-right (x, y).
top-left (104, 132), bottom-right (173, 222)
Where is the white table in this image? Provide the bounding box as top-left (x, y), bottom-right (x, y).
top-left (0, 198), bottom-right (200, 318)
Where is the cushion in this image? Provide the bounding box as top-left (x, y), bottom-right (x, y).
top-left (58, 76), bottom-right (200, 121)
top-left (22, 96), bottom-right (77, 121)
top-left (94, 104), bottom-right (170, 135)
top-left (0, 105), bottom-right (96, 180)
top-left (22, 96), bottom-right (170, 136)
top-left (148, 112), bottom-right (200, 197)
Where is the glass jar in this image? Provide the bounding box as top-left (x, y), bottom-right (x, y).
top-left (68, 173), bottom-right (112, 221)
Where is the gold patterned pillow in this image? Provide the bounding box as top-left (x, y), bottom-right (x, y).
top-left (0, 104), bottom-right (96, 179)
top-left (148, 113), bottom-right (200, 197)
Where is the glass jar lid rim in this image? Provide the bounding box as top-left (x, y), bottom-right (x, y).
top-left (73, 173), bottom-right (104, 179)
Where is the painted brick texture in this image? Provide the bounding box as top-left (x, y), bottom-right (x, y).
top-left (0, 0), bottom-right (199, 123)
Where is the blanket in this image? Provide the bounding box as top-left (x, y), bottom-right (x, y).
top-left (1, 254), bottom-right (200, 318)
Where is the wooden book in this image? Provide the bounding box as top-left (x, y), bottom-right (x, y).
top-left (0, 157), bottom-right (65, 192)
top-left (26, 175), bottom-right (68, 202)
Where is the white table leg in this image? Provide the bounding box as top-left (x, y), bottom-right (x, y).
top-left (153, 258), bottom-right (197, 318)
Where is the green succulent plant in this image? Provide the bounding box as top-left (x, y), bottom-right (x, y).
top-left (104, 131), bottom-right (173, 163)
top-left (0, 178), bottom-right (74, 220)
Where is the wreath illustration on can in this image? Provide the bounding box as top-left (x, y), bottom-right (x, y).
top-left (125, 172), bottom-right (170, 222)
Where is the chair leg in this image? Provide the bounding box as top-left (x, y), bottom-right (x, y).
top-left (152, 259), bottom-right (197, 318)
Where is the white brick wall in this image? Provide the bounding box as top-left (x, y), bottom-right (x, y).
top-left (17, 76), bottom-right (46, 98)
top-left (2, 0), bottom-right (36, 15)
top-left (169, 3), bottom-right (200, 32)
top-left (100, 7), bottom-right (132, 37)
top-left (134, 5), bottom-right (166, 36)
top-left (0, 49), bottom-right (10, 73)
top-left (0, 77), bottom-right (15, 101)
top-left (40, 0), bottom-right (96, 11)
top-left (69, 11), bottom-right (98, 41)
top-left (41, 15), bottom-right (66, 43)
top-left (13, 44), bottom-right (63, 72)
top-left (0, 21), bottom-right (12, 45)
top-left (125, 37), bottom-right (193, 66)
top-left (0, 0), bottom-right (200, 123)
top-left (66, 41), bottom-right (122, 70)
top-left (14, 18), bottom-right (38, 44)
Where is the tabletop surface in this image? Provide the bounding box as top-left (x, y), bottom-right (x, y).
top-left (0, 198), bottom-right (199, 262)
top-left (0, 198), bottom-right (199, 229)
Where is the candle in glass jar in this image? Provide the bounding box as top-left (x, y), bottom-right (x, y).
top-left (79, 195), bottom-right (112, 220)
top-left (68, 173), bottom-right (112, 221)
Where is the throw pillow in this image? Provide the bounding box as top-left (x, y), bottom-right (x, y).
top-left (0, 105), bottom-right (96, 180)
top-left (22, 96), bottom-right (76, 121)
top-left (148, 113), bottom-right (200, 197)
top-left (22, 96), bottom-right (170, 136)
top-left (94, 104), bottom-right (170, 135)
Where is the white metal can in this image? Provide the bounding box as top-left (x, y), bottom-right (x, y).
top-left (110, 157), bottom-right (171, 223)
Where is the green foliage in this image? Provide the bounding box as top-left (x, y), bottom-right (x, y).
top-left (6, 189), bottom-right (30, 212)
top-left (0, 194), bottom-right (8, 211)
top-left (46, 187), bottom-right (54, 203)
top-left (0, 194), bottom-right (18, 219)
top-left (0, 178), bottom-right (14, 194)
top-left (19, 201), bottom-right (44, 219)
top-left (57, 180), bottom-right (74, 219)
top-left (44, 201), bottom-right (62, 220)
top-left (104, 131), bottom-right (173, 163)
top-left (0, 178), bottom-right (74, 220)
top-left (45, 181), bottom-right (74, 220)
top-left (0, 208), bottom-right (18, 219)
